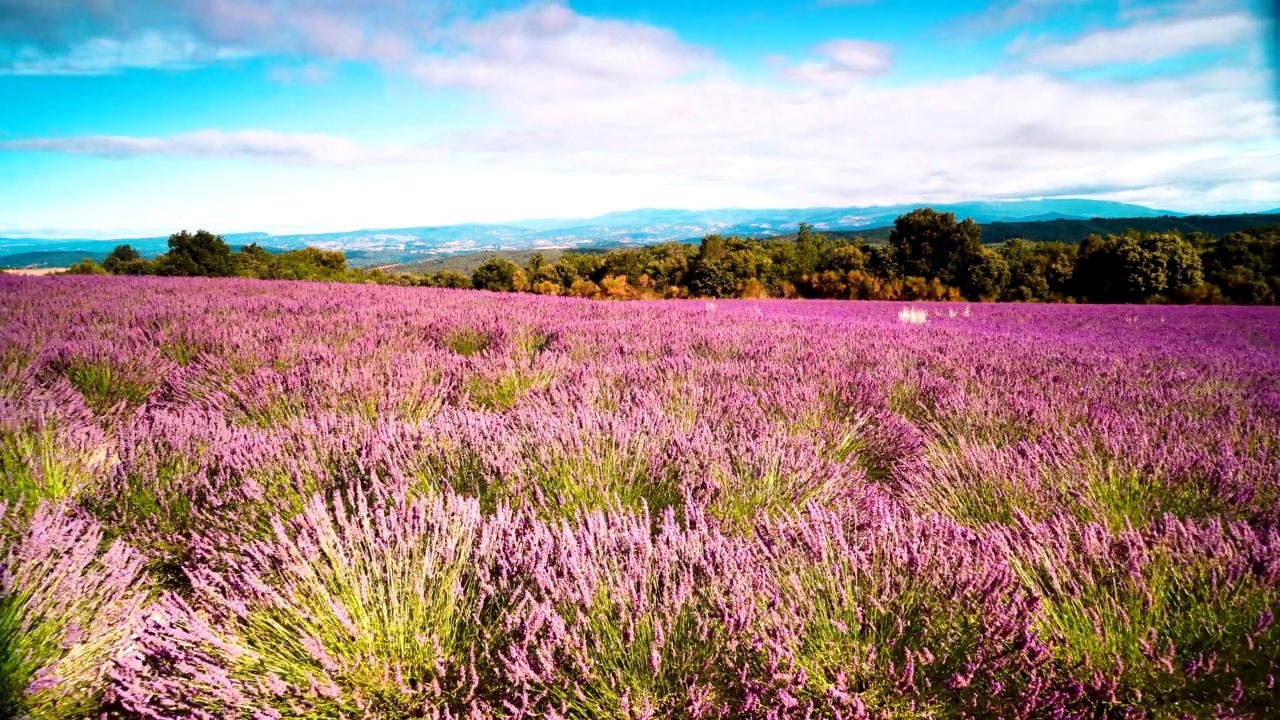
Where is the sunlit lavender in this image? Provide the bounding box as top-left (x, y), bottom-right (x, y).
top-left (1, 274), bottom-right (1278, 719)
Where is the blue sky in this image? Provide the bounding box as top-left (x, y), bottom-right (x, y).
top-left (0, 0), bottom-right (1277, 238)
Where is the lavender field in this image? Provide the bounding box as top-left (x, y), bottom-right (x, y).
top-left (2, 275), bottom-right (1279, 719)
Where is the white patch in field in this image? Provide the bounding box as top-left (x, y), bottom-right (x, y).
top-left (898, 307), bottom-right (929, 325)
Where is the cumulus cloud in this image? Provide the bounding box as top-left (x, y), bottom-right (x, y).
top-left (411, 4), bottom-right (711, 98)
top-left (1016, 10), bottom-right (1261, 68)
top-left (0, 130), bottom-right (447, 165)
top-left (424, 56), bottom-right (1278, 208)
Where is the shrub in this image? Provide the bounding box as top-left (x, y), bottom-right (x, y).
top-left (115, 489), bottom-right (494, 719)
top-left (0, 501), bottom-right (152, 720)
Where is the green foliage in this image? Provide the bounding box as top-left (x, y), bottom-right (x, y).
top-left (889, 208), bottom-right (983, 286)
top-left (1000, 240), bottom-right (1076, 302)
top-left (689, 261), bottom-right (738, 298)
top-left (1197, 228), bottom-right (1279, 305)
top-left (61, 213), bottom-right (1279, 305)
top-left (553, 252), bottom-right (605, 287)
top-left (445, 329), bottom-right (491, 357)
top-left (1075, 231), bottom-right (1204, 303)
top-left (153, 230), bottom-right (236, 277)
top-left (0, 425), bottom-right (96, 511)
top-left (64, 258), bottom-right (108, 275)
top-left (961, 247), bottom-right (1010, 301)
top-left (1009, 524), bottom-right (1280, 716)
top-left (101, 245), bottom-right (140, 273)
top-left (432, 270), bottom-right (473, 289)
top-left (58, 359), bottom-right (156, 414)
top-left (264, 247), bottom-right (352, 281)
top-left (472, 258), bottom-right (525, 292)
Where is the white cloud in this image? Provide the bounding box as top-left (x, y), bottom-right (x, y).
top-left (778, 39), bottom-right (894, 90)
top-left (960, 0), bottom-right (1100, 33)
top-left (1, 1), bottom-right (1277, 226)
top-left (0, 32), bottom-right (250, 75)
top-left (0, 0), bottom-right (445, 74)
top-left (411, 4), bottom-right (711, 99)
top-left (415, 44), bottom-right (1278, 208)
top-left (1017, 11), bottom-right (1260, 68)
top-left (0, 130), bottom-right (447, 165)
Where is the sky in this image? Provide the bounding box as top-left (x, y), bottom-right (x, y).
top-left (0, 0), bottom-right (1278, 238)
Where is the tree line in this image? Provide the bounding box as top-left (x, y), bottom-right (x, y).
top-left (65, 209), bottom-right (1280, 304)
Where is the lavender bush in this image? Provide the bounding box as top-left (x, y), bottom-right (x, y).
top-left (1, 274), bottom-right (1278, 718)
top-left (0, 500), bottom-right (152, 719)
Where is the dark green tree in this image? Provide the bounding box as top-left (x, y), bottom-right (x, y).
top-left (102, 244), bottom-right (141, 273)
top-left (792, 223), bottom-right (832, 278)
top-left (472, 258), bottom-right (523, 292)
top-left (867, 244), bottom-right (902, 279)
top-left (823, 240), bottom-right (870, 275)
top-left (697, 234), bottom-right (728, 265)
top-left (432, 270), bottom-right (473, 289)
top-left (962, 247), bottom-right (1010, 300)
top-left (998, 240), bottom-right (1075, 301)
top-left (552, 253), bottom-right (604, 287)
top-left (888, 209), bottom-right (982, 284)
top-left (1198, 229), bottom-right (1278, 304)
top-left (153, 230), bottom-right (235, 277)
top-left (688, 263), bottom-right (738, 297)
top-left (1074, 232), bottom-right (1203, 303)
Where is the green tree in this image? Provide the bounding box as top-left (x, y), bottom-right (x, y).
top-left (102, 244), bottom-right (141, 273)
top-left (688, 263), bottom-right (738, 298)
top-left (867, 244), bottom-right (901, 279)
top-left (998, 240), bottom-right (1075, 302)
top-left (824, 240), bottom-right (870, 275)
top-left (153, 230), bottom-right (235, 277)
top-left (235, 243), bottom-right (274, 279)
top-left (697, 234), bottom-right (728, 265)
top-left (962, 247), bottom-right (1010, 300)
top-left (270, 248), bottom-right (350, 281)
top-left (792, 223), bottom-right (832, 278)
top-left (432, 270), bottom-right (473, 289)
top-left (551, 253), bottom-right (604, 287)
top-left (888, 209), bottom-right (982, 285)
top-left (472, 258), bottom-right (523, 292)
top-left (1198, 229), bottom-right (1278, 304)
top-left (1074, 232), bottom-right (1203, 303)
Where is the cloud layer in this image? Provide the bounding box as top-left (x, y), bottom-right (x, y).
top-left (1, 130), bottom-right (447, 164)
top-left (1, 0), bottom-right (1277, 220)
top-left (1016, 10), bottom-right (1260, 68)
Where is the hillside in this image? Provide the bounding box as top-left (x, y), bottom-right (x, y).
top-left (6, 207), bottom-right (1278, 270)
top-left (802, 213), bottom-right (1280, 246)
top-left (0, 198), bottom-right (1187, 268)
top-left (977, 213), bottom-right (1280, 244)
top-left (388, 248), bottom-right (611, 275)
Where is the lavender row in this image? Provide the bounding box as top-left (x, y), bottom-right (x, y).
top-left (1, 275), bottom-right (1278, 718)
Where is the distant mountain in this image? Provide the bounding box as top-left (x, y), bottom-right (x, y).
top-left (1, 199), bottom-right (1263, 269)
top-left (0, 249), bottom-right (111, 267)
top-left (976, 213), bottom-right (1280, 245)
